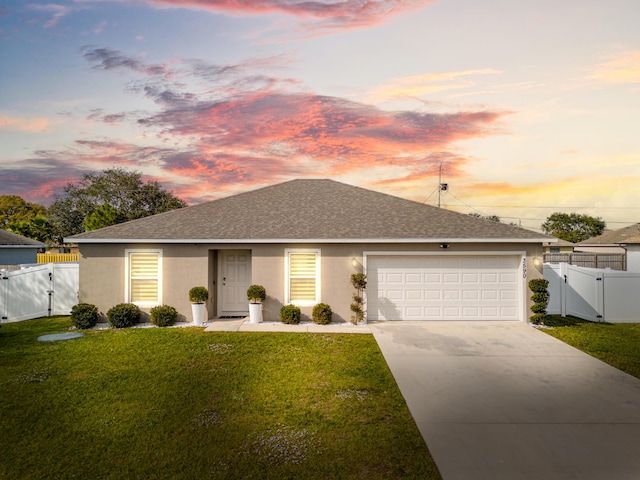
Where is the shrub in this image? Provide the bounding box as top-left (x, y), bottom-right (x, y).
top-left (247, 285), bottom-right (266, 303)
top-left (528, 278), bottom-right (550, 325)
top-left (150, 305), bottom-right (178, 327)
top-left (350, 273), bottom-right (367, 325)
top-left (280, 304), bottom-right (301, 325)
top-left (189, 286), bottom-right (208, 303)
top-left (531, 291), bottom-right (549, 304)
top-left (531, 303), bottom-right (548, 314)
top-left (70, 303), bottom-right (98, 329)
top-left (312, 303), bottom-right (332, 325)
top-left (107, 303), bottom-right (141, 329)
top-left (528, 279), bottom-right (549, 293)
top-left (530, 313), bottom-right (548, 325)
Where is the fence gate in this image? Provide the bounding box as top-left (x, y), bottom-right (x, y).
top-left (0, 263), bottom-right (79, 323)
top-left (544, 262), bottom-right (640, 323)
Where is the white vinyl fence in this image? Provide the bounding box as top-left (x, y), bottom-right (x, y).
top-left (0, 263), bottom-right (79, 323)
top-left (544, 263), bottom-right (640, 323)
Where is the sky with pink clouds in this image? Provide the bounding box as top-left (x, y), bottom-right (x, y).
top-left (1, 0), bottom-right (639, 232)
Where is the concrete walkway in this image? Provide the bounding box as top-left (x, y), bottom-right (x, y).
top-left (370, 321), bottom-right (640, 480)
top-left (204, 317), bottom-right (371, 334)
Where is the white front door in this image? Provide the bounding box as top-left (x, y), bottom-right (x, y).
top-left (219, 250), bottom-right (251, 315)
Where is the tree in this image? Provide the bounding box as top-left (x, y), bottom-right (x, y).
top-left (541, 212), bottom-right (606, 243)
top-left (469, 212), bottom-right (501, 222)
top-left (47, 168), bottom-right (187, 242)
top-left (0, 195), bottom-right (46, 229)
top-left (8, 216), bottom-right (53, 243)
top-left (82, 203), bottom-right (123, 231)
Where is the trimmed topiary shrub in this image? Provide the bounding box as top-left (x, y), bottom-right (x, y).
top-left (150, 305), bottom-right (178, 327)
top-left (107, 303), bottom-right (141, 328)
top-left (528, 278), bottom-right (550, 324)
top-left (189, 286), bottom-right (208, 303)
top-left (71, 303), bottom-right (98, 329)
top-left (280, 304), bottom-right (301, 325)
top-left (350, 273), bottom-right (367, 324)
top-left (312, 303), bottom-right (333, 325)
top-left (247, 284), bottom-right (266, 303)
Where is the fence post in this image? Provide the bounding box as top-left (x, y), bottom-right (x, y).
top-left (560, 262), bottom-right (567, 317)
top-left (595, 272), bottom-right (605, 321)
top-left (0, 270), bottom-right (7, 322)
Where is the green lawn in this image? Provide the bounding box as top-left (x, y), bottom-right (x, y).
top-left (541, 315), bottom-right (640, 379)
top-left (0, 317), bottom-right (441, 480)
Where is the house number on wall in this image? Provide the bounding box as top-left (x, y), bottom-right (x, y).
top-left (522, 257), bottom-right (527, 278)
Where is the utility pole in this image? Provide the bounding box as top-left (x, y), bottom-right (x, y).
top-left (438, 163), bottom-right (448, 208)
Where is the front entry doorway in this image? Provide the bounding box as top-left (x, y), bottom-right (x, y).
top-left (218, 250), bottom-right (251, 316)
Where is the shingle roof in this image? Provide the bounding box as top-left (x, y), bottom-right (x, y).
top-left (579, 223), bottom-right (640, 245)
top-left (0, 229), bottom-right (45, 247)
top-left (68, 179), bottom-right (548, 243)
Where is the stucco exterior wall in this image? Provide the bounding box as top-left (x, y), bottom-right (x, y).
top-left (78, 241), bottom-right (544, 323)
top-left (0, 248), bottom-right (39, 266)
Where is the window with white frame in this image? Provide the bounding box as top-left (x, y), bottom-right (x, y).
top-left (125, 249), bottom-right (162, 306)
top-left (285, 249), bottom-right (320, 305)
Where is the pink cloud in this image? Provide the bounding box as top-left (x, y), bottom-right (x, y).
top-left (140, 0), bottom-right (435, 31)
top-left (0, 114), bottom-right (51, 132)
top-left (1, 47), bottom-right (510, 206)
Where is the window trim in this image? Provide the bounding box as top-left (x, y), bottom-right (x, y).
top-left (124, 249), bottom-right (163, 307)
top-left (284, 248), bottom-right (321, 306)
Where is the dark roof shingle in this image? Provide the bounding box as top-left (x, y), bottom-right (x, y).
top-left (0, 229), bottom-right (45, 247)
top-left (68, 179), bottom-right (547, 242)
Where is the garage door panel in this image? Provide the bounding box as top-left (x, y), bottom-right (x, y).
top-left (425, 290), bottom-right (442, 300)
top-left (443, 290), bottom-right (460, 300)
top-left (443, 273), bottom-right (462, 284)
top-left (368, 255), bottom-right (521, 321)
top-left (406, 290), bottom-right (423, 300)
top-left (387, 273), bottom-right (403, 283)
top-left (482, 290), bottom-right (498, 300)
top-left (463, 290), bottom-right (479, 300)
top-left (406, 273), bottom-right (422, 283)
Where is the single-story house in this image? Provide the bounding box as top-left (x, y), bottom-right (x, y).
top-left (0, 230), bottom-right (45, 267)
top-left (575, 223), bottom-right (640, 254)
top-left (67, 179), bottom-right (551, 323)
top-left (617, 234), bottom-right (640, 273)
top-left (543, 238), bottom-right (574, 254)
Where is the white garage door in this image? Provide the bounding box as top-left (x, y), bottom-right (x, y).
top-left (367, 255), bottom-right (522, 321)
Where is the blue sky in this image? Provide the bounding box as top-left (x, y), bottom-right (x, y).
top-left (1, 0), bottom-right (639, 232)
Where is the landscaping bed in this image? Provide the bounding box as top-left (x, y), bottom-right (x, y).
top-left (0, 317), bottom-right (441, 479)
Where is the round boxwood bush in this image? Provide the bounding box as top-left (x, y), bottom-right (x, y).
top-left (71, 303), bottom-right (99, 329)
top-left (107, 303), bottom-right (141, 329)
top-left (312, 303), bottom-right (333, 325)
top-left (247, 284), bottom-right (266, 303)
top-left (150, 305), bottom-right (178, 327)
top-left (189, 286), bottom-right (209, 303)
top-left (280, 304), bottom-right (301, 325)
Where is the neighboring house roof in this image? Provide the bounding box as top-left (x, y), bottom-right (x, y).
top-left (0, 229), bottom-right (45, 248)
top-left (67, 179), bottom-right (550, 244)
top-left (579, 223), bottom-right (640, 246)
top-left (543, 238), bottom-right (573, 248)
top-left (619, 234), bottom-right (640, 245)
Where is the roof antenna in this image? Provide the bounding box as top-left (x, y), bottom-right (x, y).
top-left (438, 163), bottom-right (448, 208)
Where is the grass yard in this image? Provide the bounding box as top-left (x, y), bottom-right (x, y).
top-left (541, 315), bottom-right (640, 379)
top-left (0, 317), bottom-right (441, 480)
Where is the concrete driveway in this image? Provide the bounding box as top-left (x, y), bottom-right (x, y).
top-left (370, 321), bottom-right (640, 480)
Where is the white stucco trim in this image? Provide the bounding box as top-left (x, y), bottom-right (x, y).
top-left (284, 248), bottom-right (321, 307)
top-left (70, 237), bottom-right (550, 244)
top-left (124, 248), bottom-right (163, 308)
